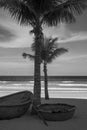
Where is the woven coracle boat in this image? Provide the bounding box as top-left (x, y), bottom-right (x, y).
top-left (0, 91), bottom-right (33, 119)
top-left (38, 103), bottom-right (76, 121)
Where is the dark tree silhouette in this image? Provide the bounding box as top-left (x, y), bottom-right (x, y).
top-left (22, 37), bottom-right (68, 100)
top-left (0, 0), bottom-right (87, 105)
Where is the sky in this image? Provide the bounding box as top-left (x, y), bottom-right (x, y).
top-left (0, 8), bottom-right (87, 76)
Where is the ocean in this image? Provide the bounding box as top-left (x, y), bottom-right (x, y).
top-left (0, 76), bottom-right (87, 99)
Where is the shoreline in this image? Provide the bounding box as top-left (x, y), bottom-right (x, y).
top-left (0, 89), bottom-right (87, 99)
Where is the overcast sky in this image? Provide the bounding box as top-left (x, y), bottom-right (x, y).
top-left (0, 8), bottom-right (87, 76)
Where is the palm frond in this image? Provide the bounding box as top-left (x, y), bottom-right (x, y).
top-left (30, 35), bottom-right (68, 63)
top-left (42, 0), bottom-right (87, 26)
top-left (43, 9), bottom-right (76, 26)
top-left (61, 0), bottom-right (87, 15)
top-left (27, 0), bottom-right (53, 16)
top-left (0, 0), bottom-right (37, 25)
top-left (0, 0), bottom-right (57, 23)
top-left (0, 0), bottom-right (87, 26)
top-left (47, 48), bottom-right (68, 63)
top-left (27, 54), bottom-right (35, 61)
top-left (45, 37), bottom-right (58, 53)
top-left (22, 52), bottom-right (27, 58)
top-left (22, 52), bottom-right (35, 60)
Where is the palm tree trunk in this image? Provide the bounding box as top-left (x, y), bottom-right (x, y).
top-left (43, 61), bottom-right (49, 100)
top-left (33, 23), bottom-right (43, 105)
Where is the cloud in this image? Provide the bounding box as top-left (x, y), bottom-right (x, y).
top-left (56, 54), bottom-right (87, 63)
top-left (0, 24), bottom-right (32, 48)
top-left (58, 32), bottom-right (87, 43)
top-left (45, 23), bottom-right (87, 44)
top-left (0, 25), bottom-right (16, 42)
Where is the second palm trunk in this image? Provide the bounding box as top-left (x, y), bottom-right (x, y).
top-left (43, 61), bottom-right (49, 100)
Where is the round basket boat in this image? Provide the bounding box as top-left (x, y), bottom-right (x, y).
top-left (38, 103), bottom-right (76, 121)
top-left (0, 91), bottom-right (33, 120)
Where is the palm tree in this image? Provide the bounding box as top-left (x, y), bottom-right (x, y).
top-left (22, 37), bottom-right (68, 100)
top-left (0, 0), bottom-right (87, 105)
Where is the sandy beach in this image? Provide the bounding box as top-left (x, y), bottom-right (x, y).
top-left (0, 98), bottom-right (87, 130)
